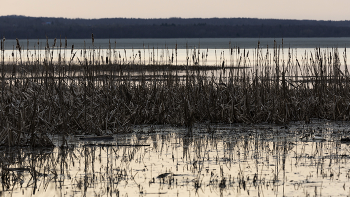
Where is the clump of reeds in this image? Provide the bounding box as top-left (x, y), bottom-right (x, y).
top-left (0, 38), bottom-right (350, 146)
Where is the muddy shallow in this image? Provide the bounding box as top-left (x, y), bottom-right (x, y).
top-left (1, 120), bottom-right (350, 197)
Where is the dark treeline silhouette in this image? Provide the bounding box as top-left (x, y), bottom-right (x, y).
top-left (1, 15), bottom-right (350, 39)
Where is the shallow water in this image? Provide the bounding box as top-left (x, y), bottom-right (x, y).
top-left (1, 38), bottom-right (349, 89)
top-left (1, 120), bottom-right (350, 197)
top-left (2, 37), bottom-right (350, 67)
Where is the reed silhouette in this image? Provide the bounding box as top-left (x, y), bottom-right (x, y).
top-left (0, 38), bottom-right (349, 147)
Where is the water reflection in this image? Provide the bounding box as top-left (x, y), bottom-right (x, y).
top-left (2, 38), bottom-right (350, 67)
top-left (1, 122), bottom-right (350, 196)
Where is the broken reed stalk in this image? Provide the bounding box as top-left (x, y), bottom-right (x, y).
top-left (0, 38), bottom-right (350, 146)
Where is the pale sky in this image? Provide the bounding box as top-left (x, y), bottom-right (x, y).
top-left (2, 0), bottom-right (350, 20)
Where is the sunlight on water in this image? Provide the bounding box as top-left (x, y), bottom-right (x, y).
top-left (2, 38), bottom-right (350, 67)
top-left (1, 121), bottom-right (350, 197)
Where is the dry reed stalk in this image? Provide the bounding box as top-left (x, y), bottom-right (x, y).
top-left (1, 39), bottom-right (350, 147)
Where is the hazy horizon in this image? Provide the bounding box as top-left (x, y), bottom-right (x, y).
top-left (2, 0), bottom-right (350, 21)
top-left (2, 15), bottom-right (350, 22)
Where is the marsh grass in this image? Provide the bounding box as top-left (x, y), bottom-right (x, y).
top-left (0, 38), bottom-right (350, 146)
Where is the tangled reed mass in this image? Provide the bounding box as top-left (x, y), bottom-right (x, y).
top-left (1, 38), bottom-right (350, 146)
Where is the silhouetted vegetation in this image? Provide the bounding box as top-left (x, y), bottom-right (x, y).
top-left (1, 15), bottom-right (350, 39)
top-left (1, 37), bottom-right (350, 147)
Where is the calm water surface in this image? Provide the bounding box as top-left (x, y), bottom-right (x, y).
top-left (2, 38), bottom-right (350, 67)
top-left (4, 37), bottom-right (350, 50)
top-left (1, 121), bottom-right (350, 197)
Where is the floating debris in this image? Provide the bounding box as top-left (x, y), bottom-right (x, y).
top-left (157, 173), bottom-right (172, 179)
top-left (313, 135), bottom-right (325, 141)
top-left (3, 167), bottom-right (30, 172)
top-left (117, 144), bottom-right (150, 147)
top-left (79, 136), bottom-right (114, 141)
top-left (219, 178), bottom-right (226, 188)
top-left (341, 137), bottom-right (350, 143)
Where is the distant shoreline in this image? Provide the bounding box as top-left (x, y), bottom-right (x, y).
top-left (1, 15), bottom-right (350, 39)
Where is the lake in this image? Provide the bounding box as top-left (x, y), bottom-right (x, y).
top-left (2, 38), bottom-right (350, 197)
top-left (4, 37), bottom-right (350, 50)
top-left (2, 37), bottom-right (350, 67)
top-left (1, 121), bottom-right (350, 197)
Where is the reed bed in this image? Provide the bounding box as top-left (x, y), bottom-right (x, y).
top-left (0, 38), bottom-right (350, 146)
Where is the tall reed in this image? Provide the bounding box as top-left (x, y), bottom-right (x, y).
top-left (0, 38), bottom-right (350, 146)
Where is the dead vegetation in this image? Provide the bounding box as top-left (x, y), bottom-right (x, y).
top-left (1, 37), bottom-right (350, 146)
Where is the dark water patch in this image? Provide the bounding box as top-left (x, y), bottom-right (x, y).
top-left (79, 135), bottom-right (114, 141)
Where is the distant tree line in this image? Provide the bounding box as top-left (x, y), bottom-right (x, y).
top-left (1, 15), bottom-right (350, 39)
